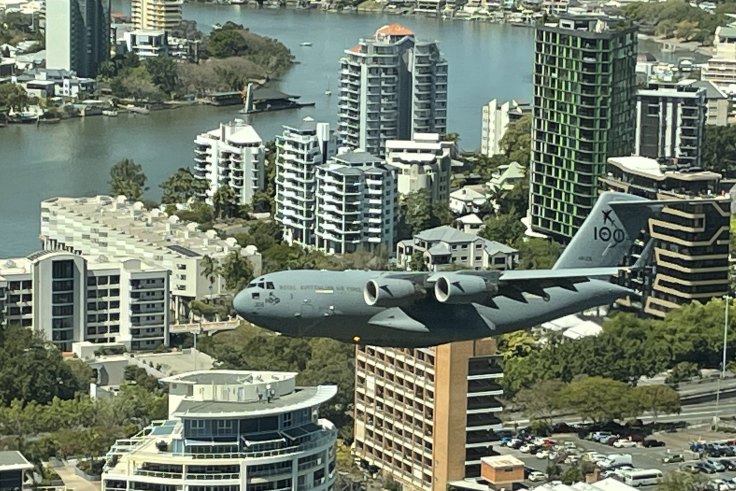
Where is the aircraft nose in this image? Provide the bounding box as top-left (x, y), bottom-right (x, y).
top-left (233, 289), bottom-right (252, 317)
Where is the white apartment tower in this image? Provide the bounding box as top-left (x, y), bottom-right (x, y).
top-left (702, 25), bottom-right (736, 90)
top-left (480, 99), bottom-right (531, 157)
top-left (385, 133), bottom-right (453, 205)
top-left (0, 251), bottom-right (169, 352)
top-left (193, 120), bottom-right (266, 206)
top-left (275, 118), bottom-right (335, 247)
top-left (131, 0), bottom-right (182, 31)
top-left (103, 370), bottom-right (338, 491)
top-left (315, 151), bottom-right (397, 254)
top-left (338, 24), bottom-right (448, 158)
top-left (635, 82), bottom-right (707, 167)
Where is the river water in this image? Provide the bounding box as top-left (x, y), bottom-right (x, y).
top-left (0, 2), bottom-right (696, 256)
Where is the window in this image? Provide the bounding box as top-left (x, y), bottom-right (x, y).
top-left (252, 292), bottom-right (260, 299)
top-left (266, 282), bottom-right (275, 290)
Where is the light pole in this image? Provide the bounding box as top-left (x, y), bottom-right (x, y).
top-left (715, 294), bottom-right (731, 431)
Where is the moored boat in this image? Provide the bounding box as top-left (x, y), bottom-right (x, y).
top-left (102, 109), bottom-right (119, 117)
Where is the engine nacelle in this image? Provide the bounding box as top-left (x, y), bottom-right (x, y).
top-left (364, 279), bottom-right (424, 307)
top-left (434, 274), bottom-right (497, 304)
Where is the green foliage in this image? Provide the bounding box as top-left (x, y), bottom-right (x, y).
top-left (633, 385), bottom-right (681, 421)
top-left (498, 330), bottom-right (537, 358)
top-left (398, 189), bottom-right (454, 239)
top-left (66, 358), bottom-right (95, 393)
top-left (499, 114), bottom-right (532, 167)
top-left (0, 83), bottom-right (29, 112)
top-left (666, 361), bottom-right (700, 384)
top-left (559, 376), bottom-right (638, 423)
top-left (560, 467), bottom-right (583, 485)
top-left (213, 185), bottom-right (242, 219)
top-left (480, 213), bottom-right (525, 245)
top-left (176, 202), bottom-right (215, 229)
top-left (207, 26), bottom-right (251, 58)
top-left (702, 124), bottom-right (736, 175)
top-left (657, 471), bottom-right (707, 491)
top-left (123, 365), bottom-right (163, 392)
top-left (110, 65), bottom-right (165, 102)
top-left (0, 327), bottom-right (81, 405)
top-left (623, 0), bottom-right (734, 44)
top-left (144, 56), bottom-right (179, 97)
top-left (408, 250), bottom-right (426, 272)
top-left (160, 168), bottom-right (208, 205)
top-left (514, 379), bottom-right (565, 424)
top-left (109, 158), bottom-right (148, 201)
top-left (220, 250), bottom-right (255, 292)
top-left (514, 238), bottom-right (561, 269)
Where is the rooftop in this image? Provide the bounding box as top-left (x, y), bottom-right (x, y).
top-left (163, 370), bottom-right (296, 386)
top-left (333, 150), bottom-right (382, 166)
top-left (41, 196), bottom-right (254, 260)
top-left (608, 156), bottom-right (722, 182)
top-left (375, 23), bottom-right (415, 37)
top-left (0, 450), bottom-right (33, 471)
top-left (481, 455), bottom-right (524, 468)
top-left (535, 478), bottom-right (637, 491)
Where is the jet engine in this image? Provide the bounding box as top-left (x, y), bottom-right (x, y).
top-left (434, 274), bottom-right (498, 304)
top-left (364, 279), bottom-right (424, 307)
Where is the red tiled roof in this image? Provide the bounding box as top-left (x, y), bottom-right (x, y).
top-left (375, 23), bottom-right (415, 37)
top-left (349, 44), bottom-right (362, 53)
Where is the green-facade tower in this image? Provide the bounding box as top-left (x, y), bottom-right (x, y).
top-left (529, 15), bottom-right (637, 242)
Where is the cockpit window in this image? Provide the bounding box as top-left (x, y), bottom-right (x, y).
top-left (247, 282), bottom-right (256, 288)
top-left (266, 282), bottom-right (275, 290)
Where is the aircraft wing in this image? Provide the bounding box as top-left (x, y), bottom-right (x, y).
top-left (495, 266), bottom-right (627, 301)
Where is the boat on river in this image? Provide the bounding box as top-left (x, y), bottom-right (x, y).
top-left (102, 109), bottom-right (119, 117)
top-left (300, 41), bottom-right (312, 46)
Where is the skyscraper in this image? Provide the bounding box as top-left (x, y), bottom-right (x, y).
top-left (45, 0), bottom-right (111, 78)
top-left (338, 24), bottom-right (448, 158)
top-left (529, 14), bottom-right (637, 242)
top-left (131, 0), bottom-right (182, 31)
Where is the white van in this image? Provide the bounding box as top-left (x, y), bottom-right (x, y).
top-left (621, 469), bottom-right (664, 487)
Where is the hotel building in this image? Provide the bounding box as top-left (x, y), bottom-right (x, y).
top-left (530, 13), bottom-right (637, 242)
top-left (600, 156), bottom-right (730, 318)
top-left (102, 370), bottom-right (338, 491)
top-left (40, 196), bottom-right (261, 319)
top-left (338, 24), bottom-right (448, 158)
top-left (354, 339), bottom-right (504, 491)
top-left (193, 120), bottom-right (266, 206)
top-left (0, 251), bottom-right (169, 352)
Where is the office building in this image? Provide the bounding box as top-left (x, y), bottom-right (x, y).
top-left (315, 151), bottom-right (397, 254)
top-left (102, 370), bottom-right (338, 491)
top-left (275, 118), bottom-right (335, 247)
top-left (530, 14), bottom-right (637, 242)
top-left (0, 251), bottom-right (169, 352)
top-left (702, 25), bottom-right (736, 90)
top-left (354, 340), bottom-right (504, 491)
top-left (692, 80), bottom-right (731, 126)
top-left (40, 196), bottom-right (261, 320)
top-left (193, 120), bottom-right (266, 206)
top-left (600, 156), bottom-right (730, 318)
top-left (396, 225), bottom-right (517, 271)
top-left (385, 133), bottom-right (453, 205)
top-left (338, 24), bottom-right (448, 157)
top-left (480, 99), bottom-right (530, 157)
top-left (131, 0), bottom-right (182, 31)
top-left (45, 0), bottom-right (110, 78)
top-left (635, 82), bottom-right (706, 167)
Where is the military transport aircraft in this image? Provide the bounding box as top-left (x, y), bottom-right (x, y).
top-left (233, 192), bottom-right (658, 347)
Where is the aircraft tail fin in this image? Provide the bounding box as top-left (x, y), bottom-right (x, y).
top-left (553, 192), bottom-right (659, 270)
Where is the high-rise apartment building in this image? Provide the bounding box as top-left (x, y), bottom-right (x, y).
top-left (45, 0), bottom-right (111, 78)
top-left (529, 14), bottom-right (637, 242)
top-left (702, 25), bottom-right (736, 90)
top-left (480, 99), bottom-right (531, 157)
top-left (40, 196), bottom-right (262, 320)
top-left (635, 82), bottom-right (706, 168)
top-left (385, 133), bottom-right (453, 205)
top-left (315, 151), bottom-right (397, 254)
top-left (354, 339), bottom-right (504, 491)
top-left (0, 251), bottom-right (169, 352)
top-left (131, 0), bottom-right (182, 31)
top-left (193, 120), bottom-right (265, 206)
top-left (600, 156), bottom-right (730, 318)
top-left (275, 118), bottom-right (335, 247)
top-left (103, 370), bottom-right (338, 491)
top-left (338, 24), bottom-right (448, 157)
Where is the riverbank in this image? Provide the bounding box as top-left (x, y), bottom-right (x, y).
top-left (637, 33), bottom-right (714, 58)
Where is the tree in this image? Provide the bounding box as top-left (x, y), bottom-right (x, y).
top-left (144, 56), bottom-right (179, 97)
top-left (408, 250), bottom-right (426, 272)
top-left (702, 125), bottom-right (736, 175)
top-left (201, 255), bottom-right (221, 297)
top-left (176, 201), bottom-right (215, 229)
top-left (559, 377), bottom-right (638, 423)
top-left (0, 83), bottom-right (29, 112)
top-left (480, 213), bottom-right (525, 245)
top-left (499, 114), bottom-right (532, 167)
top-left (109, 159), bottom-right (148, 200)
top-left (398, 190), bottom-right (453, 239)
top-left (220, 251), bottom-right (254, 292)
top-left (514, 238), bottom-right (561, 269)
top-left (207, 29), bottom-right (250, 58)
top-left (633, 385), bottom-right (680, 423)
top-left (66, 358), bottom-right (95, 393)
top-left (213, 185), bottom-right (241, 219)
top-left (160, 168), bottom-right (208, 204)
top-left (560, 467), bottom-right (582, 485)
top-left (514, 379), bottom-right (565, 425)
top-left (657, 471), bottom-right (706, 491)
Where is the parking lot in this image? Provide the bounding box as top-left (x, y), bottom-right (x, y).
top-left (495, 432), bottom-right (736, 488)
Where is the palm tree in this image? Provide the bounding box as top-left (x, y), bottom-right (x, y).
top-left (201, 255), bottom-right (220, 297)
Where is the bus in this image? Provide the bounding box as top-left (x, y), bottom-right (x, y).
top-left (621, 469), bottom-right (664, 487)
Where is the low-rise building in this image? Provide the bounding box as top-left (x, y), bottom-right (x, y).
top-left (315, 151), bottom-right (397, 254)
top-left (123, 30), bottom-right (169, 58)
top-left (396, 225), bottom-right (517, 271)
top-left (600, 156), bottom-right (730, 318)
top-left (102, 370), bottom-right (338, 491)
top-left (40, 196), bottom-right (262, 321)
top-left (0, 451), bottom-right (33, 491)
top-left (385, 133), bottom-right (453, 205)
top-left (481, 100), bottom-right (531, 157)
top-left (0, 251), bottom-right (170, 352)
top-left (454, 214), bottom-right (484, 234)
top-left (449, 186), bottom-right (488, 216)
top-left (486, 161), bottom-right (526, 192)
top-left (193, 119), bottom-right (266, 206)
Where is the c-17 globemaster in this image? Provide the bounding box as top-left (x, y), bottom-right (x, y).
top-left (233, 192), bottom-right (659, 348)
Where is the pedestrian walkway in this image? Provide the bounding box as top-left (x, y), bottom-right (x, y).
top-left (54, 463), bottom-right (100, 491)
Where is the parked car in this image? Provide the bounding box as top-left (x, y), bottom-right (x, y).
top-left (536, 450), bottom-right (551, 459)
top-left (698, 462), bottom-right (719, 474)
top-left (613, 439), bottom-right (638, 448)
top-left (681, 463), bottom-right (701, 474)
top-left (663, 454), bottom-right (685, 464)
top-left (643, 439), bottom-right (666, 448)
top-left (706, 460), bottom-right (726, 472)
top-left (529, 471), bottom-right (546, 482)
top-left (722, 460), bottom-right (736, 471)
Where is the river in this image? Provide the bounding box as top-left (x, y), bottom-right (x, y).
top-left (0, 3), bottom-right (698, 257)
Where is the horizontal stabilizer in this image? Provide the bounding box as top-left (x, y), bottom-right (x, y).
top-left (368, 307), bottom-right (429, 332)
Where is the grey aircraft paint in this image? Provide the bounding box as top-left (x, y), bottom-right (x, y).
top-left (233, 192), bottom-right (660, 347)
